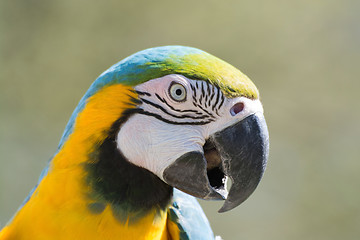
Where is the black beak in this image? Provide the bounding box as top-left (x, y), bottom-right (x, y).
top-left (163, 112), bottom-right (269, 212)
top-left (213, 112), bottom-right (269, 212)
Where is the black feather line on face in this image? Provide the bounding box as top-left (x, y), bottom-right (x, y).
top-left (190, 83), bottom-right (197, 99)
top-left (137, 109), bottom-right (213, 125)
top-left (199, 94), bottom-right (203, 105)
top-left (209, 84), bottom-right (215, 103)
top-left (212, 87), bottom-right (220, 111)
top-left (199, 82), bottom-right (205, 105)
top-left (192, 94), bottom-right (198, 105)
top-left (155, 93), bottom-right (202, 114)
top-left (140, 98), bottom-right (212, 120)
top-left (196, 104), bottom-right (215, 118)
top-left (218, 92), bottom-right (225, 109)
top-left (204, 82), bottom-right (211, 108)
top-left (201, 81), bottom-right (206, 97)
top-left (135, 90), bottom-right (151, 96)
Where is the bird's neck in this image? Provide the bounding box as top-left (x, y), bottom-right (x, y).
top-left (84, 108), bottom-right (173, 222)
top-left (2, 84), bottom-right (173, 239)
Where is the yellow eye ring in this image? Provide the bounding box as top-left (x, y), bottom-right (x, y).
top-left (169, 82), bottom-right (187, 102)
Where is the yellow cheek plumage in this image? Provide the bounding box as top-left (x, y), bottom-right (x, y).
top-left (0, 84), bottom-right (173, 240)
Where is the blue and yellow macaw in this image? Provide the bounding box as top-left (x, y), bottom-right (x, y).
top-left (0, 46), bottom-right (269, 240)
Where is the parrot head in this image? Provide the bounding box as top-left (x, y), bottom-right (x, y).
top-left (63, 46), bottom-right (269, 213)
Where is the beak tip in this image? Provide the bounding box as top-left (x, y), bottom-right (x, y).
top-left (217, 201), bottom-right (237, 213)
top-left (217, 196), bottom-right (247, 213)
top-left (217, 207), bottom-right (227, 213)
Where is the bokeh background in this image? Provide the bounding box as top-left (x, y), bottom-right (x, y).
top-left (1, 0), bottom-right (359, 239)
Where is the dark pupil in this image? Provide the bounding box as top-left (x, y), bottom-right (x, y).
top-left (175, 89), bottom-right (182, 96)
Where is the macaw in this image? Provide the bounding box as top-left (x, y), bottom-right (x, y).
top-left (0, 46), bottom-right (269, 240)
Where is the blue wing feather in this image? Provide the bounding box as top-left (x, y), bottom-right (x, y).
top-left (170, 189), bottom-right (215, 240)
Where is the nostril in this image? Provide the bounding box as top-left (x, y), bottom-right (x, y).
top-left (230, 102), bottom-right (245, 116)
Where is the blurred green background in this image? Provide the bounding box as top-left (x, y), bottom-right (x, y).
top-left (1, 0), bottom-right (359, 239)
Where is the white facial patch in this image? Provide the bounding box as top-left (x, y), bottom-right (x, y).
top-left (117, 115), bottom-right (206, 180)
top-left (116, 74), bottom-right (264, 180)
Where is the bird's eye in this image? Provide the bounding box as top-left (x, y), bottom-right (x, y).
top-left (169, 82), bottom-right (187, 102)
